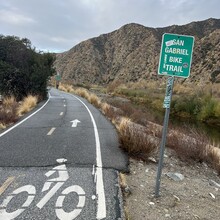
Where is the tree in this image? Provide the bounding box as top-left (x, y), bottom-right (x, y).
top-left (0, 35), bottom-right (55, 100)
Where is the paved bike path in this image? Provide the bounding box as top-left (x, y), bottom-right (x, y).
top-left (0, 88), bottom-right (128, 219)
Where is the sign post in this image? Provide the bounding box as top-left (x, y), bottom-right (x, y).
top-left (155, 33), bottom-right (194, 197)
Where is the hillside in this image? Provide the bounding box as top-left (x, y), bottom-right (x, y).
top-left (54, 18), bottom-right (220, 85)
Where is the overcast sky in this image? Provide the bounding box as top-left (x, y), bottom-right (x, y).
top-left (0, 0), bottom-right (219, 52)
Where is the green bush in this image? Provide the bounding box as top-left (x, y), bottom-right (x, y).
top-left (0, 35), bottom-right (55, 100)
top-left (199, 98), bottom-right (220, 121)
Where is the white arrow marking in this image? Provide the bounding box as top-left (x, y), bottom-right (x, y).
top-left (70, 119), bottom-right (81, 127)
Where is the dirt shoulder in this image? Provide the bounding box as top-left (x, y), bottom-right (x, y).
top-left (124, 148), bottom-right (220, 220)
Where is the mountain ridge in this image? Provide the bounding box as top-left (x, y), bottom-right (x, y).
top-left (54, 18), bottom-right (220, 85)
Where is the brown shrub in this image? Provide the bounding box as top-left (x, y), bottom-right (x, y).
top-left (117, 118), bottom-right (157, 160)
top-left (206, 146), bottom-right (220, 174)
top-left (100, 103), bottom-right (122, 121)
top-left (17, 95), bottom-right (38, 116)
top-left (167, 127), bottom-right (210, 162)
top-left (75, 88), bottom-right (90, 99)
top-left (88, 93), bottom-right (101, 108)
top-left (0, 96), bottom-right (19, 124)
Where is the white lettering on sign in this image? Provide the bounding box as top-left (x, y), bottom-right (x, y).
top-left (165, 39), bottom-right (184, 47)
top-left (169, 56), bottom-right (182, 63)
top-left (165, 47), bottom-right (188, 55)
top-left (164, 65), bottom-right (183, 73)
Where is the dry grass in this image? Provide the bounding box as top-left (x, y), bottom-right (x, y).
top-left (59, 83), bottom-right (75, 93)
top-left (101, 102), bottom-right (123, 121)
top-left (207, 146), bottom-right (220, 174)
top-left (166, 126), bottom-right (220, 174)
top-left (117, 117), bottom-right (157, 160)
top-left (173, 83), bottom-right (193, 95)
top-left (167, 128), bottom-right (209, 162)
top-left (0, 123), bottom-right (6, 129)
top-left (2, 96), bottom-right (17, 109)
top-left (17, 95), bottom-right (38, 116)
top-left (74, 88), bottom-right (101, 108)
top-left (87, 93), bottom-right (101, 108)
top-left (0, 96), bottom-right (19, 125)
top-left (74, 88), bottom-right (90, 99)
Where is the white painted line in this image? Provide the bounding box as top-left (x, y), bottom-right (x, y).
top-left (92, 165), bottom-right (95, 175)
top-left (64, 104), bottom-right (66, 107)
top-left (47, 127), bottom-right (56, 136)
top-left (60, 112), bottom-right (64, 116)
top-left (37, 182), bottom-right (64, 209)
top-left (0, 94), bottom-right (51, 138)
top-left (0, 185), bottom-right (36, 219)
top-left (55, 185), bottom-right (85, 219)
top-left (68, 93), bottom-right (106, 220)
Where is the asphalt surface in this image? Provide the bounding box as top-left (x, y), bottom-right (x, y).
top-left (0, 88), bottom-right (128, 220)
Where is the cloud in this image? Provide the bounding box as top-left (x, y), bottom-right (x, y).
top-left (0, 0), bottom-right (219, 52)
top-left (0, 8), bottom-right (36, 26)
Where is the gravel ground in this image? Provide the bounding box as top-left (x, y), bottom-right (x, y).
top-left (124, 148), bottom-right (220, 220)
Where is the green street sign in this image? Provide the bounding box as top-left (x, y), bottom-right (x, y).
top-left (158, 33), bottom-right (194, 78)
top-left (55, 74), bottom-right (61, 81)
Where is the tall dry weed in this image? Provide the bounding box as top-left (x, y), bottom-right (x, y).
top-left (167, 128), bottom-right (209, 162)
top-left (17, 95), bottom-right (38, 116)
top-left (0, 96), bottom-right (19, 124)
top-left (117, 118), bottom-right (157, 160)
top-left (88, 93), bottom-right (101, 108)
top-left (75, 88), bottom-right (90, 99)
top-left (3, 96), bottom-right (17, 109)
top-left (207, 146), bottom-right (220, 174)
top-left (59, 83), bottom-right (75, 93)
top-left (0, 123), bottom-right (6, 129)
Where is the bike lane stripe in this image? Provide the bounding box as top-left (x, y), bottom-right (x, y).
top-left (64, 92), bottom-right (106, 220)
top-left (47, 127), bottom-right (56, 136)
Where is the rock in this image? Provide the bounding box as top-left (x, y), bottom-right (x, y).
top-left (124, 186), bottom-right (132, 195)
top-left (209, 193), bottom-right (215, 199)
top-left (149, 202), bottom-right (155, 205)
top-left (165, 214), bottom-right (171, 218)
top-left (166, 172), bottom-right (184, 181)
top-left (173, 195), bottom-right (180, 202)
top-left (209, 180), bottom-right (220, 188)
top-left (148, 157), bottom-right (157, 163)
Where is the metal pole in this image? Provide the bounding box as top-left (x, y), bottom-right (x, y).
top-left (155, 76), bottom-right (175, 197)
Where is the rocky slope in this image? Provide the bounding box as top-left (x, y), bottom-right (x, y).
top-left (54, 18), bottom-right (220, 85)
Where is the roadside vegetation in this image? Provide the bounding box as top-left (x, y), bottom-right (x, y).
top-left (105, 80), bottom-right (220, 126)
top-left (0, 35), bottom-right (55, 130)
top-left (0, 35), bottom-right (55, 101)
top-left (58, 83), bottom-right (220, 175)
top-left (0, 95), bottom-right (38, 129)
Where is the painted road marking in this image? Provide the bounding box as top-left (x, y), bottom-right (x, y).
top-left (68, 93), bottom-right (106, 219)
top-left (70, 119), bottom-right (81, 127)
top-left (64, 104), bottom-right (66, 107)
top-left (60, 112), bottom-right (64, 116)
top-left (0, 185), bottom-right (36, 219)
top-left (55, 185), bottom-right (85, 220)
top-left (47, 127), bottom-right (56, 136)
top-left (0, 177), bottom-right (15, 196)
